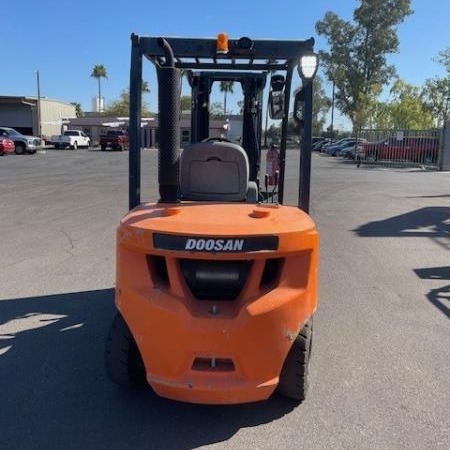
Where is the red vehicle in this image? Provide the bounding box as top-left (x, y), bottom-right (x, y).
top-left (0, 137), bottom-right (15, 156)
top-left (357, 136), bottom-right (439, 164)
top-left (100, 130), bottom-right (129, 151)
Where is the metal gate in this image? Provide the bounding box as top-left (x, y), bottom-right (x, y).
top-left (355, 129), bottom-right (442, 169)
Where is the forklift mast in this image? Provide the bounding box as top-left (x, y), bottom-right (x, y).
top-left (128, 34), bottom-right (316, 211)
top-left (189, 71), bottom-right (266, 182)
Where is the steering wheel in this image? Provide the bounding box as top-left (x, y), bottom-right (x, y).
top-left (203, 137), bottom-right (232, 143)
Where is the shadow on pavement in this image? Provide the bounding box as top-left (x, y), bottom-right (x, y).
top-left (0, 289), bottom-right (296, 450)
top-left (414, 266), bottom-right (450, 280)
top-left (413, 267), bottom-right (450, 318)
top-left (354, 207), bottom-right (450, 249)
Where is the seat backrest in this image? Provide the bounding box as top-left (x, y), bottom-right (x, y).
top-left (180, 141), bottom-right (249, 201)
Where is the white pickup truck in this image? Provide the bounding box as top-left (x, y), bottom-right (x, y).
top-left (51, 130), bottom-right (91, 149)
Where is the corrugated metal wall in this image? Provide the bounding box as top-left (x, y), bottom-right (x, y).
top-left (40, 99), bottom-right (76, 138)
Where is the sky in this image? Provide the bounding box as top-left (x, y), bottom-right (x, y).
top-left (2, 0), bottom-right (449, 130)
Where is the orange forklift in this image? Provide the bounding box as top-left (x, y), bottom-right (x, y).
top-left (104, 33), bottom-right (319, 404)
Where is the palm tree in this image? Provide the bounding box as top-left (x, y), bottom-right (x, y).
top-left (141, 80), bottom-right (150, 93)
top-left (220, 81), bottom-right (234, 116)
top-left (90, 64), bottom-right (108, 112)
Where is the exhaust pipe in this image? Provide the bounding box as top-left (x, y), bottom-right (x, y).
top-left (157, 38), bottom-right (180, 203)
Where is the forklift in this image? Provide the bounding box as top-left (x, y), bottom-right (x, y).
top-left (105, 33), bottom-right (319, 404)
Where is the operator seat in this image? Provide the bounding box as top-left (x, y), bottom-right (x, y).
top-left (180, 140), bottom-right (258, 202)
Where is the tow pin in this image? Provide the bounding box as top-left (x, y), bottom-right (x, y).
top-left (210, 304), bottom-right (219, 315)
top-left (211, 358), bottom-right (216, 368)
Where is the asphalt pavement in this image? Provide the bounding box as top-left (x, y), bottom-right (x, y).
top-left (0, 149), bottom-right (449, 450)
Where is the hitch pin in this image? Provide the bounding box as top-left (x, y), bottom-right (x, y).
top-left (211, 358), bottom-right (216, 368)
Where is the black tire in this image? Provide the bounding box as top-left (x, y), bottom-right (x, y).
top-left (71, 141), bottom-right (78, 150)
top-left (101, 145), bottom-right (106, 151)
top-left (0, 149), bottom-right (4, 156)
top-left (15, 143), bottom-right (25, 155)
top-left (54, 144), bottom-right (60, 149)
top-left (118, 144), bottom-right (124, 152)
top-left (277, 318), bottom-right (313, 402)
top-left (104, 312), bottom-right (147, 388)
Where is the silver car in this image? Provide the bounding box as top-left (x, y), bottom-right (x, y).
top-left (0, 127), bottom-right (42, 154)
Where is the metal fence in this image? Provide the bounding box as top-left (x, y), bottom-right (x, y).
top-left (354, 129), bottom-right (442, 169)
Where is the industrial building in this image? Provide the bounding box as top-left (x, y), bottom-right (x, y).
top-left (0, 96), bottom-right (76, 139)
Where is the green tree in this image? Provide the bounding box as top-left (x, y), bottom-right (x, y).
top-left (312, 76), bottom-right (331, 134)
top-left (435, 47), bottom-right (450, 75)
top-left (210, 101), bottom-right (224, 118)
top-left (90, 64), bottom-right (108, 112)
top-left (180, 95), bottom-right (192, 112)
top-left (219, 81), bottom-right (234, 115)
top-left (422, 77), bottom-right (450, 127)
top-left (387, 79), bottom-right (433, 129)
top-left (316, 0), bottom-right (413, 131)
top-left (104, 89), bottom-right (152, 117)
top-left (70, 102), bottom-right (84, 117)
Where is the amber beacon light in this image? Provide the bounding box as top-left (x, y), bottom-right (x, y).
top-left (216, 33), bottom-right (229, 54)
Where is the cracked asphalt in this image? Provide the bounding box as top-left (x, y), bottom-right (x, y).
top-left (0, 149), bottom-right (449, 450)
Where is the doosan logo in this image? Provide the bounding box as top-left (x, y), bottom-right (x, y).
top-left (185, 238), bottom-right (244, 252)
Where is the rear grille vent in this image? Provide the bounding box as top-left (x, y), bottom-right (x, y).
top-left (260, 258), bottom-right (283, 289)
top-left (180, 259), bottom-right (252, 300)
top-left (147, 255), bottom-right (169, 288)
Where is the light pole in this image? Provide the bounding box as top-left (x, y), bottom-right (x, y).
top-left (330, 79), bottom-right (335, 143)
top-left (439, 90), bottom-right (450, 171)
top-left (36, 70), bottom-right (42, 138)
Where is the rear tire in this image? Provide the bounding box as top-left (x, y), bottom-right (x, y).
top-left (101, 145), bottom-right (106, 151)
top-left (277, 318), bottom-right (313, 402)
top-left (104, 312), bottom-right (147, 388)
top-left (71, 141), bottom-right (78, 150)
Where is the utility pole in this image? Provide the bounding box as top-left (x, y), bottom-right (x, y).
top-left (36, 70), bottom-right (42, 138)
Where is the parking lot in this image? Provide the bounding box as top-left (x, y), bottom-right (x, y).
top-left (0, 149), bottom-right (449, 450)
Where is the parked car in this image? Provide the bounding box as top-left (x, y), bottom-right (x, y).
top-left (312, 138), bottom-right (330, 151)
top-left (336, 144), bottom-right (357, 159)
top-left (50, 130), bottom-right (91, 149)
top-left (333, 139), bottom-right (367, 157)
top-left (0, 137), bottom-right (15, 156)
top-left (321, 137), bottom-right (354, 153)
top-left (0, 127), bottom-right (42, 154)
top-left (100, 130), bottom-right (129, 151)
top-left (356, 136), bottom-right (439, 163)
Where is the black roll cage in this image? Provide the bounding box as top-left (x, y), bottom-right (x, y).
top-left (128, 34), bottom-right (315, 212)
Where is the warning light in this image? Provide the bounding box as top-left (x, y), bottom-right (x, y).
top-left (216, 33), bottom-right (229, 54)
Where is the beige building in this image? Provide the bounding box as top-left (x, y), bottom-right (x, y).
top-left (0, 96), bottom-right (76, 139)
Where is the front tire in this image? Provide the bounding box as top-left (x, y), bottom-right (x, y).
top-left (15, 143), bottom-right (25, 155)
top-left (104, 312), bottom-right (147, 388)
top-left (277, 318), bottom-right (313, 402)
top-left (71, 141), bottom-right (78, 150)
